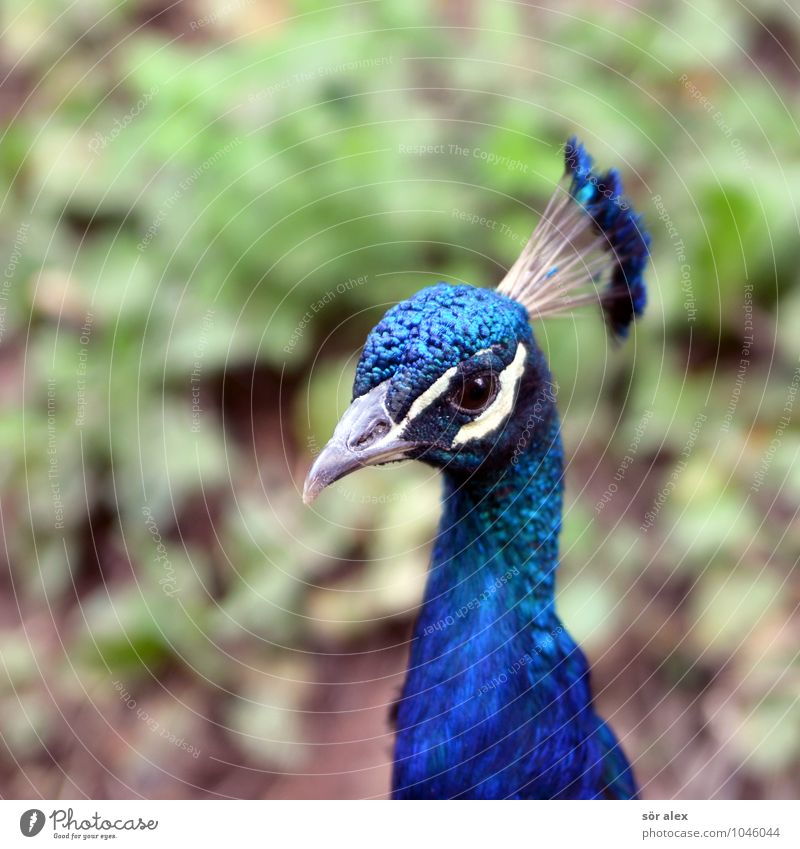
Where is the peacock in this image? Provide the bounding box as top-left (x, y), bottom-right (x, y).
top-left (304, 138), bottom-right (650, 799)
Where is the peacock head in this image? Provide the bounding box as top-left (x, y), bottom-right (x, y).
top-left (303, 138), bottom-right (651, 503)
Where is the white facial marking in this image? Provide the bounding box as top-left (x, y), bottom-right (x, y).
top-left (405, 364), bottom-right (459, 422)
top-left (401, 347), bottom-right (494, 425)
top-left (451, 342), bottom-right (527, 446)
top-left (387, 344), bottom-right (525, 445)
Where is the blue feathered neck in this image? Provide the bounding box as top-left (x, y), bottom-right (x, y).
top-left (391, 407), bottom-right (637, 799)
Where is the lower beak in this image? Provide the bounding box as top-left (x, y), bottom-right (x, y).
top-left (302, 380), bottom-right (413, 503)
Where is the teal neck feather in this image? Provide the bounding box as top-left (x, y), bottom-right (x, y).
top-left (424, 411), bottom-right (563, 646)
top-left (391, 411), bottom-right (637, 799)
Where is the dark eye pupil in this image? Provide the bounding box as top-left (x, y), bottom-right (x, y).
top-left (456, 374), bottom-right (495, 412)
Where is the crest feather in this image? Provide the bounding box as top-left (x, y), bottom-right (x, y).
top-left (496, 137), bottom-right (650, 338)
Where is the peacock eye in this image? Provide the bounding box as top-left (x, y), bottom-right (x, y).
top-left (452, 371), bottom-right (497, 413)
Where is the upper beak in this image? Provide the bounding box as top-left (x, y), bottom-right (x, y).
top-left (302, 380), bottom-right (413, 504)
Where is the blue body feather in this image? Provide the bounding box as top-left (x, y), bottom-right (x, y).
top-left (389, 348), bottom-right (636, 799)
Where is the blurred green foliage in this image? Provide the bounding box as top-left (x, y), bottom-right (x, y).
top-left (0, 0), bottom-right (798, 798)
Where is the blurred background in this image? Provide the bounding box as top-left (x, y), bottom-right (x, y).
top-left (1, 0), bottom-right (799, 799)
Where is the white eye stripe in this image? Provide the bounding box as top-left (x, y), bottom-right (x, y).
top-left (402, 347), bottom-right (495, 424)
top-left (451, 342), bottom-right (527, 446)
top-left (405, 365), bottom-right (458, 422)
top-left (392, 344), bottom-right (526, 443)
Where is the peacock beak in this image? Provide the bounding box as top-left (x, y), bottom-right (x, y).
top-left (302, 380), bottom-right (413, 504)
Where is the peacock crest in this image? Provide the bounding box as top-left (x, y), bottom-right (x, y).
top-left (497, 137), bottom-right (649, 337)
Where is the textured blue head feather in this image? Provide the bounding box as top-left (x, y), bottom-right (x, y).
top-left (353, 284), bottom-right (530, 410)
top-left (348, 283), bottom-right (553, 477)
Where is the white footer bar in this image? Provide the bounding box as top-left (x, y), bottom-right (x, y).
top-left (1, 799), bottom-right (797, 848)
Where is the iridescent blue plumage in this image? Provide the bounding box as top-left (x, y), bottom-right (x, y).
top-left (352, 294), bottom-right (638, 798)
top-left (305, 138), bottom-right (649, 799)
top-left (392, 409), bottom-right (637, 798)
